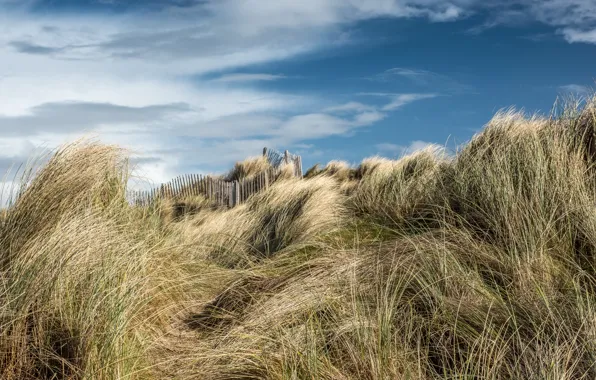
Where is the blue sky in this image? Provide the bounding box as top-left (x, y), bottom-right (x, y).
top-left (0, 0), bottom-right (595, 187)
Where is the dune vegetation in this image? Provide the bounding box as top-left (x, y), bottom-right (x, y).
top-left (2, 98), bottom-right (596, 379)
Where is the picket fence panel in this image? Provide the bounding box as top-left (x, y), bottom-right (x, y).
top-left (128, 148), bottom-right (302, 208)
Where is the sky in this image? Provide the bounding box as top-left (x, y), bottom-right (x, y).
top-left (1, 0), bottom-right (595, 188)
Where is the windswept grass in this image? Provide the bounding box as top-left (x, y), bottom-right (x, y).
top-left (3, 98), bottom-right (596, 379)
top-left (175, 176), bottom-right (347, 268)
top-left (352, 146), bottom-right (445, 226)
top-left (0, 142), bottom-right (154, 379)
top-left (225, 155), bottom-right (272, 182)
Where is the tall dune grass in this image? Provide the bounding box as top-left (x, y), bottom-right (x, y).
top-left (0, 142), bottom-right (155, 379)
top-left (175, 176), bottom-right (347, 268)
top-left (2, 99), bottom-right (596, 379)
top-left (352, 146), bottom-right (445, 226)
top-left (225, 155), bottom-right (271, 182)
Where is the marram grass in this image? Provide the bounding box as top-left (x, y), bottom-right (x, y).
top-left (2, 99), bottom-right (596, 379)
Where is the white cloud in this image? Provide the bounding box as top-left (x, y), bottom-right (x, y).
top-left (211, 73), bottom-right (287, 83)
top-left (371, 67), bottom-right (474, 94)
top-left (463, 0), bottom-right (596, 44)
top-left (354, 111), bottom-right (386, 125)
top-left (0, 101), bottom-right (192, 136)
top-left (206, 0), bottom-right (470, 33)
top-left (382, 94), bottom-right (439, 111)
top-left (276, 109), bottom-right (386, 142)
top-left (323, 102), bottom-right (377, 113)
top-left (526, 0), bottom-right (596, 28)
top-left (560, 28), bottom-right (596, 44)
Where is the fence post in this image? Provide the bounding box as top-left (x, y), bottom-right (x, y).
top-left (233, 181), bottom-right (239, 207)
top-left (208, 177), bottom-right (212, 200)
top-left (284, 150), bottom-right (290, 165)
top-left (297, 156), bottom-right (303, 178)
top-left (243, 178), bottom-right (247, 202)
top-left (263, 147), bottom-right (268, 157)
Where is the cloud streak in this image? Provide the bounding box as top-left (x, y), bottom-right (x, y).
top-left (382, 94), bottom-right (439, 111)
top-left (371, 67), bottom-right (474, 94)
top-left (0, 101), bottom-right (193, 136)
top-left (211, 73), bottom-right (287, 83)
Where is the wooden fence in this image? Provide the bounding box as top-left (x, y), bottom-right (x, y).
top-left (263, 147), bottom-right (303, 178)
top-left (127, 147), bottom-right (303, 208)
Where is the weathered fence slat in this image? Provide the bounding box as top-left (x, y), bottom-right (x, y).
top-left (234, 181), bottom-right (239, 207)
top-left (208, 176), bottom-right (212, 199)
top-left (241, 179), bottom-right (245, 203)
top-left (219, 180), bottom-right (223, 205)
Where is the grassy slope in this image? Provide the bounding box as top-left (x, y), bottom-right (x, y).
top-left (2, 100), bottom-right (596, 379)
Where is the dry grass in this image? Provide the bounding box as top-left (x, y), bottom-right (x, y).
top-left (352, 146), bottom-right (445, 225)
top-left (0, 142), bottom-right (156, 379)
top-left (3, 98), bottom-right (596, 379)
top-left (320, 160), bottom-right (355, 181)
top-left (155, 194), bottom-right (216, 224)
top-left (175, 176), bottom-right (347, 268)
top-left (225, 155), bottom-right (272, 182)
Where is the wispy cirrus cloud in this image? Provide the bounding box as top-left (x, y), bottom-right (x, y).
top-left (9, 40), bottom-right (63, 55)
top-left (0, 101), bottom-right (193, 136)
top-left (211, 73), bottom-right (287, 83)
top-left (323, 102), bottom-right (377, 114)
top-left (519, 32), bottom-right (554, 42)
top-left (382, 94), bottom-right (439, 111)
top-left (357, 92), bottom-right (440, 111)
top-left (370, 67), bottom-right (473, 95)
